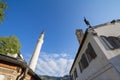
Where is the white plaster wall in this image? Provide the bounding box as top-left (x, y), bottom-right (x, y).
top-left (86, 36), bottom-right (120, 80)
top-left (76, 35), bottom-right (112, 80)
top-left (93, 67), bottom-right (120, 80)
top-left (94, 22), bottom-right (120, 74)
top-left (70, 34), bottom-right (110, 80)
top-left (70, 32), bottom-right (120, 80)
top-left (94, 22), bottom-right (120, 37)
top-left (70, 32), bottom-right (91, 80)
top-left (70, 22), bottom-right (120, 80)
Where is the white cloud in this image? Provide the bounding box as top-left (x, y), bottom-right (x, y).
top-left (35, 52), bottom-right (74, 77)
top-left (60, 53), bottom-right (68, 57)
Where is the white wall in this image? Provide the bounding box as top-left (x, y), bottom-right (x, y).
top-left (70, 21), bottom-right (120, 80)
top-left (70, 33), bottom-right (110, 80)
top-left (93, 67), bottom-right (120, 80)
top-left (94, 22), bottom-right (120, 74)
top-left (94, 22), bottom-right (120, 37)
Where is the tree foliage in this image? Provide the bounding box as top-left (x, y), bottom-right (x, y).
top-left (0, 0), bottom-right (7, 23)
top-left (0, 35), bottom-right (21, 55)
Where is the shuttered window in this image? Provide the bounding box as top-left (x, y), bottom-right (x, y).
top-left (74, 68), bottom-right (78, 79)
top-left (81, 54), bottom-right (89, 69)
top-left (86, 48), bottom-right (92, 62)
top-left (79, 43), bottom-right (97, 73)
top-left (78, 54), bottom-right (89, 73)
top-left (88, 43), bottom-right (97, 59)
top-left (85, 43), bottom-right (97, 63)
top-left (101, 36), bottom-right (120, 49)
top-left (71, 75), bottom-right (74, 80)
top-left (78, 61), bottom-right (83, 72)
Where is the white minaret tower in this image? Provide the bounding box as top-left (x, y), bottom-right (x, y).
top-left (29, 31), bottom-right (44, 71)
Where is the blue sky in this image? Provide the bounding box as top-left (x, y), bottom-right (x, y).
top-left (0, 0), bottom-right (120, 76)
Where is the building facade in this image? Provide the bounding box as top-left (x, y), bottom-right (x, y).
top-left (70, 20), bottom-right (120, 80)
top-left (0, 53), bottom-right (41, 80)
top-left (0, 32), bottom-right (44, 80)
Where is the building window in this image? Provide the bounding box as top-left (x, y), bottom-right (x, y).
top-left (85, 43), bottom-right (97, 63)
top-left (78, 43), bottom-right (97, 73)
top-left (101, 36), bottom-right (120, 49)
top-left (86, 48), bottom-right (92, 62)
top-left (78, 61), bottom-right (82, 72)
top-left (101, 36), bottom-right (114, 49)
top-left (81, 54), bottom-right (89, 69)
top-left (88, 43), bottom-right (97, 58)
top-left (80, 54), bottom-right (89, 72)
top-left (71, 75), bottom-right (74, 80)
top-left (74, 68), bottom-right (78, 79)
top-left (108, 36), bottom-right (120, 48)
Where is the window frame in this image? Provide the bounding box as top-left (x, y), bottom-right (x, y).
top-left (88, 43), bottom-right (97, 59)
top-left (74, 68), bottom-right (78, 79)
top-left (100, 36), bottom-right (120, 50)
top-left (78, 43), bottom-right (97, 73)
top-left (81, 54), bottom-right (89, 69)
top-left (78, 61), bottom-right (83, 73)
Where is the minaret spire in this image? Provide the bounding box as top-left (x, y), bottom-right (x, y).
top-left (29, 31), bottom-right (44, 71)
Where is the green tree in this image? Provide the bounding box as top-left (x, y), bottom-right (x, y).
top-left (0, 0), bottom-right (7, 23)
top-left (0, 35), bottom-right (21, 55)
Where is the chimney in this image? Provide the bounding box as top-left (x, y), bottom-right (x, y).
top-left (76, 29), bottom-right (84, 45)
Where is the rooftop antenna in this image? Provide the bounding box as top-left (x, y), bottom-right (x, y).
top-left (84, 17), bottom-right (92, 28)
top-left (84, 17), bottom-right (97, 35)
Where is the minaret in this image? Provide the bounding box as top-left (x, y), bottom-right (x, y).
top-left (29, 31), bottom-right (44, 71)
